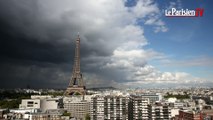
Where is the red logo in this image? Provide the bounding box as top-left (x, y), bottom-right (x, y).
top-left (195, 8), bottom-right (204, 17)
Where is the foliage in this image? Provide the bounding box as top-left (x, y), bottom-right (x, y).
top-left (0, 91), bottom-right (33, 100)
top-left (0, 90), bottom-right (36, 108)
top-left (164, 93), bottom-right (190, 99)
top-left (85, 113), bottom-right (90, 120)
top-left (0, 99), bottom-right (20, 108)
top-left (74, 92), bottom-right (81, 95)
top-left (62, 111), bottom-right (71, 116)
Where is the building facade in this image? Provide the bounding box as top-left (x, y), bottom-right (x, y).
top-left (19, 99), bottom-right (41, 109)
top-left (63, 96), bottom-right (90, 120)
top-left (140, 94), bottom-right (161, 104)
top-left (90, 95), bottom-right (129, 120)
top-left (19, 96), bottom-right (63, 112)
top-left (178, 110), bottom-right (202, 120)
top-left (129, 95), bottom-right (149, 120)
top-left (148, 104), bottom-right (171, 120)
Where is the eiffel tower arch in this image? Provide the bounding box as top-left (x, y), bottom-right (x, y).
top-left (64, 35), bottom-right (86, 96)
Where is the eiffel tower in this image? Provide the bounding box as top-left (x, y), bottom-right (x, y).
top-left (64, 35), bottom-right (86, 96)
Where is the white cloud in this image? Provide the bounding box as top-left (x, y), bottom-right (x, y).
top-left (167, 1), bottom-right (176, 10)
top-left (130, 0), bottom-right (159, 18)
top-left (124, 65), bottom-right (206, 87)
top-left (154, 26), bottom-right (168, 33)
top-left (167, 0), bottom-right (182, 10)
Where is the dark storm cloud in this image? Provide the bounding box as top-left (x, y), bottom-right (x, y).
top-left (0, 0), bottom-right (112, 61)
top-left (0, 0), bottom-right (76, 88)
top-left (0, 0), bottom-right (121, 88)
top-left (0, 0), bottom-right (70, 63)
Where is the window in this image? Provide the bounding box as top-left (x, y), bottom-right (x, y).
top-left (27, 101), bottom-right (34, 104)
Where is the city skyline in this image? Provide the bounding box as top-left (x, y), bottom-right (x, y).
top-left (0, 0), bottom-right (213, 89)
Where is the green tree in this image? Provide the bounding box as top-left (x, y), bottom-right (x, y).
top-left (85, 113), bottom-right (90, 120)
top-left (62, 111), bottom-right (71, 116)
top-left (164, 93), bottom-right (190, 99)
top-left (0, 99), bottom-right (20, 109)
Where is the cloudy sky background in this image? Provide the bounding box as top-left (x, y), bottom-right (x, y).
top-left (0, 0), bottom-right (213, 89)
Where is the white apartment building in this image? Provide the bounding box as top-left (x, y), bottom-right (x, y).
top-left (19, 95), bottom-right (63, 112)
top-left (63, 95), bottom-right (91, 120)
top-left (90, 95), bottom-right (129, 120)
top-left (148, 103), bottom-right (171, 120)
top-left (19, 99), bottom-right (41, 109)
top-left (129, 95), bottom-right (150, 120)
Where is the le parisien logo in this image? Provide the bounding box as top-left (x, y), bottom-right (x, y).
top-left (165, 8), bottom-right (204, 17)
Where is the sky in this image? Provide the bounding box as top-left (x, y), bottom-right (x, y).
top-left (0, 0), bottom-right (213, 89)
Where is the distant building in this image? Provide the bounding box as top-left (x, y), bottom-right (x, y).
top-left (6, 108), bottom-right (39, 120)
top-left (19, 96), bottom-right (63, 112)
top-left (0, 109), bottom-right (8, 119)
top-left (169, 102), bottom-right (188, 109)
top-left (40, 97), bottom-right (63, 112)
top-left (170, 108), bottom-right (179, 118)
top-left (31, 112), bottom-right (62, 120)
top-left (202, 109), bottom-right (213, 120)
top-left (178, 110), bottom-right (202, 120)
top-left (6, 108), bottom-right (64, 120)
top-left (148, 103), bottom-right (171, 120)
top-left (90, 95), bottom-right (129, 120)
top-left (19, 99), bottom-right (41, 109)
top-left (139, 93), bottom-right (162, 104)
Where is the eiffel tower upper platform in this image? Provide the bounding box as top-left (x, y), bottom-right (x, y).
top-left (64, 35), bottom-right (86, 96)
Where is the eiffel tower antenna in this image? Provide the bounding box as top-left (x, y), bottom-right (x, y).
top-left (64, 35), bottom-right (86, 96)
